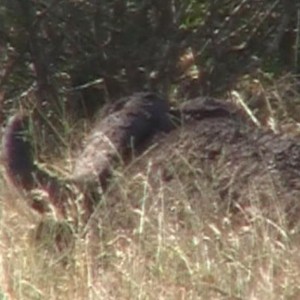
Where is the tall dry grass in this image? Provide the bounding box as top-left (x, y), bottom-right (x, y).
top-left (1, 75), bottom-right (300, 299)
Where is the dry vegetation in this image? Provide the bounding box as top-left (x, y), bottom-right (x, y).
top-left (1, 1), bottom-right (300, 299)
top-left (2, 76), bottom-right (300, 300)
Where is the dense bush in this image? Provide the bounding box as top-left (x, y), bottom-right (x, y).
top-left (0, 0), bottom-right (298, 118)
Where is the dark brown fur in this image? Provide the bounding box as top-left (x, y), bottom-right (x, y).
top-left (2, 92), bottom-right (171, 218)
top-left (3, 93), bottom-right (300, 226)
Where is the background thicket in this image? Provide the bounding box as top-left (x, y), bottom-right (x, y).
top-left (1, 0), bottom-right (299, 120)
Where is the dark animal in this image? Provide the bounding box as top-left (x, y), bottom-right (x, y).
top-left (3, 92), bottom-right (300, 226)
top-left (72, 92), bottom-right (172, 184)
top-left (2, 114), bottom-right (68, 215)
top-left (2, 92), bottom-right (172, 218)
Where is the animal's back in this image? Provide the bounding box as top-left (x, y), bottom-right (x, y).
top-left (3, 93), bottom-right (300, 226)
